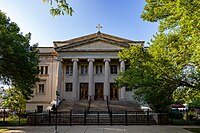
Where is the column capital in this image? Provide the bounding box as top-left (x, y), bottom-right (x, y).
top-left (71, 58), bottom-right (79, 62)
top-left (87, 58), bottom-right (95, 62)
top-left (103, 58), bottom-right (111, 62)
top-left (119, 59), bottom-right (126, 62)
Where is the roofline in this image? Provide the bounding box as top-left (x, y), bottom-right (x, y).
top-left (38, 47), bottom-right (54, 48)
top-left (53, 32), bottom-right (97, 44)
top-left (53, 32), bottom-right (144, 44)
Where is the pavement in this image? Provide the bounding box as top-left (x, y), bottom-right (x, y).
top-left (1, 125), bottom-right (199, 133)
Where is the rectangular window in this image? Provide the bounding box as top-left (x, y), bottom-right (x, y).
top-left (110, 65), bottom-right (117, 74)
top-left (45, 66), bottom-right (48, 74)
top-left (66, 65), bottom-right (73, 74)
top-left (80, 65), bottom-right (88, 75)
top-left (39, 84), bottom-right (44, 93)
top-left (40, 66), bottom-right (44, 74)
top-left (66, 83), bottom-right (72, 91)
top-left (37, 106), bottom-right (43, 113)
top-left (96, 65), bottom-right (103, 74)
top-left (37, 66), bottom-right (39, 73)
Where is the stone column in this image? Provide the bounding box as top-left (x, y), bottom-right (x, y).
top-left (57, 58), bottom-right (63, 101)
top-left (120, 59), bottom-right (126, 100)
top-left (104, 58), bottom-right (111, 100)
top-left (87, 58), bottom-right (95, 100)
top-left (72, 58), bottom-right (79, 100)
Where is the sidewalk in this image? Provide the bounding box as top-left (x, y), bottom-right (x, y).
top-left (2, 125), bottom-right (199, 133)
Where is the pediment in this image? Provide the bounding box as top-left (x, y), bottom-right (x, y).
top-left (63, 41), bottom-right (125, 51)
top-left (54, 32), bottom-right (144, 52)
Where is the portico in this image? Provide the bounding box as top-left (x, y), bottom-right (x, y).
top-left (57, 58), bottom-right (126, 101)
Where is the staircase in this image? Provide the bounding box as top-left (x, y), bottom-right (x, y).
top-left (89, 101), bottom-right (108, 111)
top-left (57, 100), bottom-right (143, 112)
top-left (109, 100), bottom-right (143, 111)
top-left (35, 100), bottom-right (157, 125)
top-left (57, 100), bottom-right (88, 111)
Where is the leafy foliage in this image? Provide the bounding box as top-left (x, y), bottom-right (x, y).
top-left (0, 11), bottom-right (39, 99)
top-left (173, 88), bottom-right (200, 104)
top-left (1, 87), bottom-right (27, 112)
top-left (117, 0), bottom-right (200, 111)
top-left (188, 99), bottom-right (200, 109)
top-left (117, 45), bottom-right (174, 111)
top-left (42, 0), bottom-right (73, 16)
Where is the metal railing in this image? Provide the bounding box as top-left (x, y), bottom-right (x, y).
top-left (106, 96), bottom-right (110, 112)
top-left (26, 109), bottom-right (160, 126)
top-left (1, 108), bottom-right (199, 126)
top-left (86, 96), bottom-right (92, 113)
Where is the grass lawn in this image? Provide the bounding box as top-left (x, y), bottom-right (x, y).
top-left (184, 128), bottom-right (200, 133)
top-left (5, 116), bottom-right (27, 125)
top-left (0, 128), bottom-right (8, 132)
top-left (172, 119), bottom-right (196, 125)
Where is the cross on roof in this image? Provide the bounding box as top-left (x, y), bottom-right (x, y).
top-left (96, 24), bottom-right (102, 32)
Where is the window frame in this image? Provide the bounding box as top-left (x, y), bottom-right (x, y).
top-left (80, 65), bottom-right (88, 75)
top-left (96, 65), bottom-right (103, 74)
top-left (110, 65), bottom-right (118, 74)
top-left (40, 66), bottom-right (44, 75)
top-left (66, 65), bottom-right (73, 75)
top-left (38, 84), bottom-right (45, 94)
top-left (65, 83), bottom-right (73, 92)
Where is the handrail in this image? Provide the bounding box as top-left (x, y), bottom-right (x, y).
top-left (106, 96), bottom-right (111, 115)
top-left (87, 96), bottom-right (92, 113)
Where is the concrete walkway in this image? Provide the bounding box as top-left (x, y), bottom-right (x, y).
top-left (2, 126), bottom-right (198, 133)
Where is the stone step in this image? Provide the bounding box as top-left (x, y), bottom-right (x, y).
top-left (57, 100), bottom-right (143, 112)
top-left (109, 100), bottom-right (142, 111)
top-left (57, 100), bottom-right (88, 111)
top-left (89, 101), bottom-right (108, 111)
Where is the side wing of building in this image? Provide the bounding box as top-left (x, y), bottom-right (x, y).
top-left (26, 47), bottom-right (58, 112)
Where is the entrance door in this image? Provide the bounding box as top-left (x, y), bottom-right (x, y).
top-left (95, 83), bottom-right (104, 100)
top-left (80, 83), bottom-right (88, 100)
top-left (110, 83), bottom-right (119, 100)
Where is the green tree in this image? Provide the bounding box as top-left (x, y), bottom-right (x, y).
top-left (173, 88), bottom-right (200, 104)
top-left (188, 99), bottom-right (200, 109)
top-left (117, 0), bottom-right (200, 111)
top-left (142, 0), bottom-right (200, 67)
top-left (42, 0), bottom-right (73, 16)
top-left (1, 87), bottom-right (26, 113)
top-left (117, 45), bottom-right (174, 111)
top-left (0, 11), bottom-right (39, 99)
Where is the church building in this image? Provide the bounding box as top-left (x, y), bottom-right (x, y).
top-left (26, 30), bottom-right (144, 112)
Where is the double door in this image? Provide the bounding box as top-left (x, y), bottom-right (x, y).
top-left (95, 83), bottom-right (104, 100)
top-left (110, 83), bottom-right (118, 100)
top-left (80, 83), bottom-right (88, 100)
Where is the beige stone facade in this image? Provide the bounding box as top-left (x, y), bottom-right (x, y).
top-left (26, 32), bottom-right (144, 112)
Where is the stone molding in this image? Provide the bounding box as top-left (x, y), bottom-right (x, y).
top-left (71, 58), bottom-right (79, 62)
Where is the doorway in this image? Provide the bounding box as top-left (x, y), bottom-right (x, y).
top-left (80, 83), bottom-right (88, 100)
top-left (110, 83), bottom-right (119, 100)
top-left (95, 83), bottom-right (104, 100)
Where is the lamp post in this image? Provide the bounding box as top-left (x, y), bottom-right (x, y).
top-left (54, 91), bottom-right (59, 133)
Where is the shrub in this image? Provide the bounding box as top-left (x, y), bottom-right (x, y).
top-left (183, 110), bottom-right (196, 121)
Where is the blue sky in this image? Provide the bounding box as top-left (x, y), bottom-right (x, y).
top-left (0, 0), bottom-right (158, 47)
